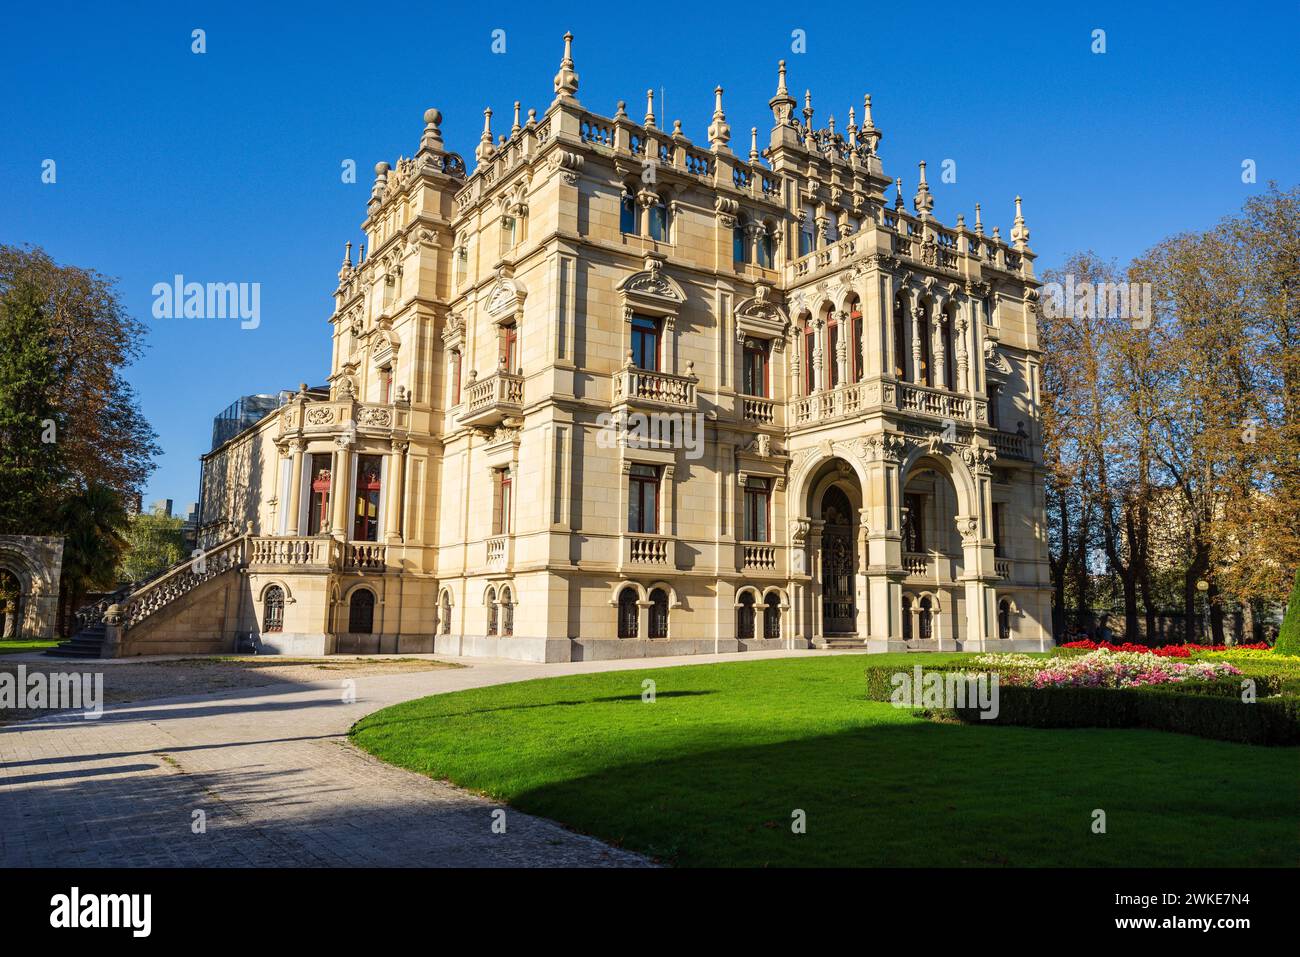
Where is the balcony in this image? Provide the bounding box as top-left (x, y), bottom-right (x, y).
top-left (742, 543), bottom-right (777, 571)
top-left (896, 382), bottom-right (971, 420)
top-left (791, 381), bottom-right (872, 427)
top-left (741, 396), bottom-right (775, 425)
top-left (992, 430), bottom-right (1031, 460)
top-left (612, 366), bottom-right (697, 412)
top-left (458, 369), bottom-right (524, 428)
top-left (903, 552), bottom-right (931, 578)
top-left (249, 536), bottom-right (339, 569)
top-left (344, 542), bottom-right (387, 571)
top-left (995, 557), bottom-right (1012, 580)
top-left (485, 534), bottom-right (512, 572)
top-left (623, 533), bottom-right (671, 567)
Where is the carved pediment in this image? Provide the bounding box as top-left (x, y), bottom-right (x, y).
top-left (485, 267), bottom-right (527, 323)
top-left (735, 283), bottom-right (790, 349)
top-left (618, 255), bottom-right (686, 322)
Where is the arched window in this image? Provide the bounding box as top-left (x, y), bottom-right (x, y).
top-left (763, 592), bottom-right (781, 639)
top-left (802, 318), bottom-right (816, 395)
top-left (919, 596), bottom-right (934, 640)
top-left (500, 586), bottom-right (514, 637)
top-left (902, 595), bottom-right (913, 640)
top-left (649, 588), bottom-right (669, 639)
top-left (620, 187), bottom-right (638, 234)
top-left (737, 592), bottom-right (756, 640)
top-left (849, 304), bottom-right (864, 382)
top-left (348, 589), bottom-right (375, 634)
top-left (486, 586), bottom-right (498, 636)
top-left (756, 223), bottom-right (776, 268)
top-left (733, 216), bottom-right (749, 264)
top-left (942, 303), bottom-right (957, 390)
top-left (439, 590), bottom-right (452, 635)
top-left (918, 301), bottom-right (933, 387)
top-left (617, 587), bottom-right (639, 638)
top-left (648, 195), bottom-right (670, 242)
top-left (998, 599), bottom-right (1012, 640)
top-left (263, 585), bottom-right (284, 633)
top-left (893, 294), bottom-right (907, 380)
top-left (825, 307), bottom-right (841, 388)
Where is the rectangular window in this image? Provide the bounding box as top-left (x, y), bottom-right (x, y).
top-left (492, 468), bottom-right (513, 535)
top-left (756, 228), bottom-right (774, 269)
top-left (307, 453), bottom-right (332, 536)
top-left (988, 383), bottom-right (1000, 429)
top-left (648, 201), bottom-right (668, 242)
top-left (799, 204), bottom-right (816, 256)
top-left (851, 310), bottom-right (864, 382)
top-left (452, 350), bottom-right (462, 404)
top-left (742, 339), bottom-right (769, 397)
top-left (628, 464), bottom-right (660, 534)
top-left (500, 215), bottom-right (517, 254)
top-left (353, 454), bottom-right (383, 542)
top-left (743, 476), bottom-right (771, 542)
top-left (454, 246), bottom-right (467, 286)
top-left (993, 502), bottom-right (1006, 557)
top-left (499, 322), bottom-right (518, 372)
top-left (380, 366), bottom-right (393, 404)
top-left (733, 225), bottom-right (748, 264)
top-left (903, 493), bottom-right (925, 553)
top-left (630, 314), bottom-right (661, 371)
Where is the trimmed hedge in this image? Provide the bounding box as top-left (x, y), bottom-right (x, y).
top-left (865, 665), bottom-right (1300, 746)
top-left (1277, 568), bottom-right (1300, 657)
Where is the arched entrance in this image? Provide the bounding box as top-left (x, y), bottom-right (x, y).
top-left (0, 567), bottom-right (21, 639)
top-left (820, 486), bottom-right (856, 633)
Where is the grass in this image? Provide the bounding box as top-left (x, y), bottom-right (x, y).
top-left (350, 653), bottom-right (1300, 867)
top-left (0, 639), bottom-right (57, 655)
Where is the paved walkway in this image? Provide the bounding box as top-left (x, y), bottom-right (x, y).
top-left (0, 649), bottom-right (816, 867)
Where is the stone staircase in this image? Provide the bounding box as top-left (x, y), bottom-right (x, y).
top-left (46, 535), bottom-right (248, 659)
top-left (815, 634), bottom-right (868, 650)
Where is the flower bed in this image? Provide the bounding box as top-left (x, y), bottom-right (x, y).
top-left (1060, 640), bottom-right (1271, 658)
top-left (976, 650), bottom-right (1242, 688)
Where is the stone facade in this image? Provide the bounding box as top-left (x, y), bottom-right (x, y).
top-left (190, 35), bottom-right (1053, 660)
top-left (0, 535), bottom-right (64, 639)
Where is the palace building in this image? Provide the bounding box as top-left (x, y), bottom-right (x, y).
top-left (102, 34), bottom-right (1054, 660)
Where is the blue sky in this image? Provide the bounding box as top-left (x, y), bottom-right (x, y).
top-left (2, 1), bottom-right (1297, 508)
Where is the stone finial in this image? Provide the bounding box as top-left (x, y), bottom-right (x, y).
top-left (420, 108), bottom-right (444, 153)
top-left (708, 85), bottom-right (731, 152)
top-left (511, 101), bottom-right (522, 136)
top-left (475, 108), bottom-right (495, 162)
top-left (553, 31), bottom-right (580, 101)
top-left (894, 177), bottom-right (905, 210)
top-left (802, 89), bottom-right (814, 128)
top-left (614, 99), bottom-right (627, 120)
top-left (974, 203), bottom-right (984, 236)
top-left (750, 126), bottom-right (760, 164)
top-left (644, 89), bottom-right (656, 129)
top-left (847, 106), bottom-right (858, 147)
top-left (343, 241), bottom-right (352, 268)
top-left (769, 59), bottom-right (796, 126)
top-left (914, 160), bottom-right (934, 218)
top-left (1010, 195), bottom-right (1030, 249)
top-left (860, 94), bottom-right (881, 152)
top-left (526, 108), bottom-right (537, 126)
top-left (370, 161), bottom-right (390, 203)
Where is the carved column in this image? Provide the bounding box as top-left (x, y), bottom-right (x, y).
top-left (932, 295), bottom-right (948, 390)
top-left (910, 305), bottom-right (924, 385)
top-left (959, 445), bottom-right (999, 649)
top-left (286, 439), bottom-right (306, 535)
top-left (331, 442), bottom-right (353, 540)
top-left (386, 440), bottom-right (407, 543)
top-left (834, 310), bottom-right (849, 386)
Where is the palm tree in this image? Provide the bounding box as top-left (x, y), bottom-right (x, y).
top-left (56, 482), bottom-right (129, 635)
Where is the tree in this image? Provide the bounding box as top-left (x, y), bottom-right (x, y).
top-left (55, 483), bottom-right (131, 636)
top-left (118, 511), bottom-right (186, 583)
top-left (1278, 569), bottom-right (1300, 656)
top-left (0, 279), bottom-right (67, 533)
top-left (0, 244), bottom-right (158, 499)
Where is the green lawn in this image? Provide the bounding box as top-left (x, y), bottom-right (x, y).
top-left (350, 653), bottom-right (1300, 867)
top-left (0, 639), bottom-right (57, 655)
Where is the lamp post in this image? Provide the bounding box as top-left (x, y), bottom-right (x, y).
top-left (1196, 579), bottom-right (1210, 644)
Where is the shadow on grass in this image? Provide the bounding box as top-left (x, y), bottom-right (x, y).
top-left (500, 721), bottom-right (1300, 868)
top-left (356, 690), bottom-right (717, 729)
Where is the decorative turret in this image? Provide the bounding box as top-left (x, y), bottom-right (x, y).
top-left (552, 31), bottom-right (579, 104)
top-left (1010, 195), bottom-right (1030, 250)
top-left (768, 59), bottom-right (797, 126)
top-left (707, 86), bottom-right (731, 153)
top-left (475, 108), bottom-right (495, 162)
top-left (860, 94), bottom-right (881, 152)
top-left (914, 161), bottom-right (934, 219)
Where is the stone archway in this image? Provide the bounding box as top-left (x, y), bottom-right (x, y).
top-left (0, 536), bottom-right (64, 640)
top-left (798, 457), bottom-right (867, 644)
